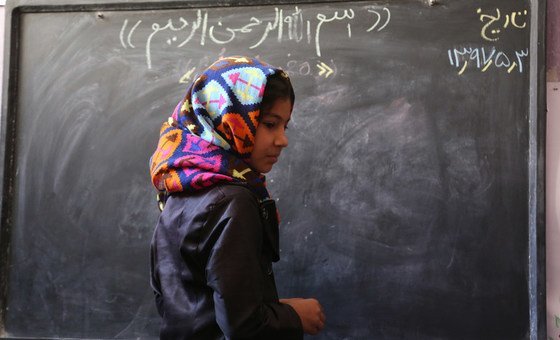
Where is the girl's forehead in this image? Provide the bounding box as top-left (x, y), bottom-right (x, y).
top-left (262, 99), bottom-right (292, 118)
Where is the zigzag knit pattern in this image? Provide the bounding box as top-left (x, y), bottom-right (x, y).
top-left (150, 56), bottom-right (283, 200)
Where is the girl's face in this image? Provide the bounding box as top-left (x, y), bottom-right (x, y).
top-left (248, 98), bottom-right (292, 174)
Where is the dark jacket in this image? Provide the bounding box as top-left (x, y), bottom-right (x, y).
top-left (150, 184), bottom-right (303, 339)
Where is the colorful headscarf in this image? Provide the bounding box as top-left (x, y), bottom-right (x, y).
top-left (150, 56), bottom-right (287, 207)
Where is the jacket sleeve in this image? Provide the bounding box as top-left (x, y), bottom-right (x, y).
top-left (202, 189), bottom-right (303, 339)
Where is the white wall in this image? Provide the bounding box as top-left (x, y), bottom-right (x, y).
top-left (547, 0), bottom-right (560, 338)
top-left (547, 82), bottom-right (560, 340)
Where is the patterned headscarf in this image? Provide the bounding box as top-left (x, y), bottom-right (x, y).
top-left (150, 56), bottom-right (288, 208)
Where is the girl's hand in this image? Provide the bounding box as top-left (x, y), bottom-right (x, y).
top-left (280, 298), bottom-right (326, 335)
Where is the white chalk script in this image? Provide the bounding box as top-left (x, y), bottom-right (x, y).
top-left (119, 6), bottom-right (391, 69)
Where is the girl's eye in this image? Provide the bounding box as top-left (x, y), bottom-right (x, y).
top-left (262, 121), bottom-right (289, 130)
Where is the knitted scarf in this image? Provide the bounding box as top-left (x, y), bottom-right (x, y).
top-left (150, 56), bottom-right (285, 207)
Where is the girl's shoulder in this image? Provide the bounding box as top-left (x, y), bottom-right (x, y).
top-left (215, 184), bottom-right (260, 202)
top-left (166, 184), bottom-right (260, 213)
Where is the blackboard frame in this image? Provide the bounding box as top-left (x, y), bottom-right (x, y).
top-left (0, 0), bottom-right (547, 338)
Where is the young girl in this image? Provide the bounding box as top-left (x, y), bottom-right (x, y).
top-left (149, 56), bottom-right (325, 339)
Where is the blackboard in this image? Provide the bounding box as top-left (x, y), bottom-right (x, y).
top-left (0, 0), bottom-right (546, 339)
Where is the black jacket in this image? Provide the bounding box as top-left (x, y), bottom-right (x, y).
top-left (150, 184), bottom-right (303, 339)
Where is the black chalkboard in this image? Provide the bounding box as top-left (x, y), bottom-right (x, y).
top-left (0, 0), bottom-right (546, 339)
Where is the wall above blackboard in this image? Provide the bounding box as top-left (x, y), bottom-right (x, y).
top-left (0, 0), bottom-right (546, 339)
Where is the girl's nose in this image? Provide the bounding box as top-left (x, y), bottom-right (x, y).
top-left (275, 130), bottom-right (289, 148)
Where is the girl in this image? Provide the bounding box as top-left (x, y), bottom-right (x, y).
top-left (149, 56), bottom-right (325, 339)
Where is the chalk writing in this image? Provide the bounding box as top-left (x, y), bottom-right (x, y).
top-left (366, 7), bottom-right (390, 32)
top-left (315, 9), bottom-right (355, 57)
top-left (285, 60), bottom-right (312, 77)
top-left (477, 8), bottom-right (528, 42)
top-left (179, 67), bottom-right (196, 84)
top-left (316, 61), bottom-right (333, 78)
top-left (119, 6), bottom-right (391, 69)
top-left (177, 58), bottom-right (336, 83)
top-left (448, 7), bottom-right (529, 76)
top-left (120, 19), bottom-right (142, 48)
top-left (282, 59), bottom-right (337, 78)
top-left (448, 46), bottom-right (528, 75)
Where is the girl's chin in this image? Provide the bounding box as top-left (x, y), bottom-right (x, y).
top-left (248, 159), bottom-right (276, 174)
top-left (256, 165), bottom-right (274, 174)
